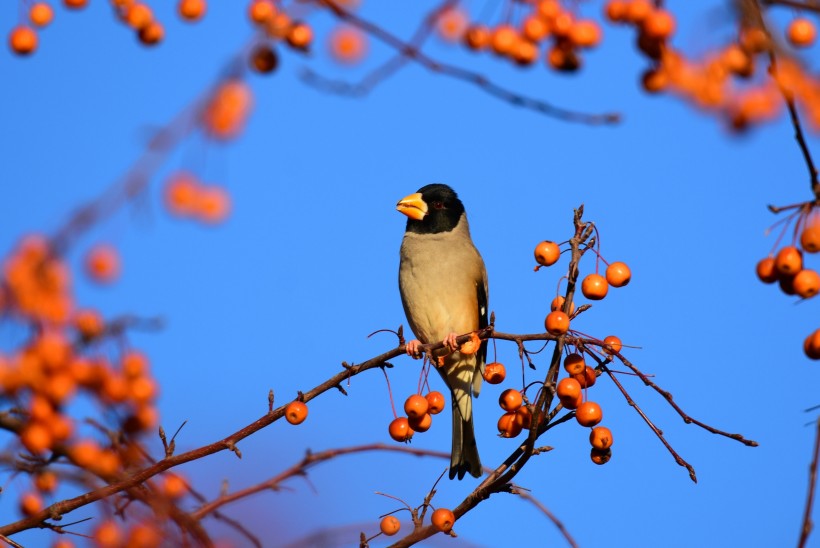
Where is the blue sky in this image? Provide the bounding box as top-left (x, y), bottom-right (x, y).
top-left (2, 1), bottom-right (820, 546)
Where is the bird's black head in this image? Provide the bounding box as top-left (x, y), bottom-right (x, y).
top-left (396, 184), bottom-right (466, 235)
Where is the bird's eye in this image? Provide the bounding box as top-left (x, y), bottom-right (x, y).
top-left (432, 201), bottom-right (445, 209)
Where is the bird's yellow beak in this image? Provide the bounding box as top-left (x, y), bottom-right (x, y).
top-left (396, 193), bottom-right (428, 221)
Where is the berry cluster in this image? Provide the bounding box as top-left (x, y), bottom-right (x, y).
top-left (458, 0), bottom-right (603, 71)
top-left (388, 391), bottom-right (445, 442)
top-left (0, 235), bottom-right (166, 533)
top-left (533, 235), bottom-right (629, 465)
top-left (756, 206), bottom-right (820, 359)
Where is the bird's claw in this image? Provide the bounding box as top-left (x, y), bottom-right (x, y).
top-left (406, 339), bottom-right (423, 358)
top-left (443, 332), bottom-right (459, 351)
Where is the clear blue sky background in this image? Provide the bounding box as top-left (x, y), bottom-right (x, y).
top-left (2, 1), bottom-right (820, 547)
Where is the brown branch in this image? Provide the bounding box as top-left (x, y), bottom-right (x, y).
top-left (308, 1), bottom-right (619, 125)
top-left (514, 489), bottom-right (579, 548)
top-left (601, 364), bottom-right (698, 483)
top-left (603, 350), bottom-right (759, 447)
top-left (798, 417), bottom-right (820, 548)
top-left (191, 444), bottom-right (451, 521)
top-left (749, 0), bottom-right (820, 198)
top-left (762, 0), bottom-right (820, 12)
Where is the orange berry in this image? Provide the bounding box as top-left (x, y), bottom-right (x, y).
top-left (779, 274), bottom-right (797, 296)
top-left (581, 273), bottom-right (609, 300)
top-left (74, 309), bottom-right (104, 341)
top-left (30, 395), bottom-right (55, 422)
top-left (126, 3), bottom-right (153, 30)
top-left (557, 377), bottom-right (582, 406)
top-left (287, 22), bottom-right (313, 50)
top-left (498, 388), bottom-right (523, 412)
top-left (85, 244), bottom-right (121, 284)
top-left (572, 366), bottom-right (598, 389)
top-left (380, 515), bottom-right (401, 536)
top-left (722, 44), bottom-right (754, 77)
top-left (436, 8), bottom-right (468, 42)
top-left (94, 520), bottom-right (123, 548)
top-left (550, 295), bottom-right (575, 315)
top-left (589, 426), bottom-right (613, 450)
top-left (129, 376), bottom-right (157, 403)
top-left (265, 12), bottom-right (291, 39)
top-left (138, 19), bottom-right (165, 44)
top-left (739, 26), bottom-right (770, 53)
top-left (19, 492), bottom-right (43, 516)
top-left (34, 470), bottom-right (58, 493)
top-left (90, 451), bottom-right (120, 476)
top-left (46, 414), bottom-right (74, 441)
top-left (162, 474), bottom-right (187, 499)
top-left (195, 185), bottom-right (231, 224)
top-left (404, 394), bottom-right (429, 418)
top-left (625, 0), bottom-right (652, 24)
top-left (590, 447), bottom-right (612, 465)
top-left (426, 391), bottom-right (445, 414)
top-left (537, 0), bottom-right (561, 21)
top-left (203, 79), bottom-right (253, 140)
top-left (547, 44), bottom-right (580, 72)
top-left (388, 417), bottom-right (414, 442)
top-left (575, 401), bottom-right (603, 427)
top-left (534, 241), bottom-right (560, 266)
top-left (30, 3), bottom-right (54, 27)
top-left (122, 350), bottom-right (149, 378)
top-left (787, 18), bottom-right (816, 48)
top-left (250, 44), bottom-right (279, 74)
top-left (545, 310), bottom-right (570, 335)
top-left (569, 20), bottom-right (602, 48)
top-left (512, 40), bottom-right (539, 66)
top-left (775, 246), bottom-right (803, 276)
top-left (642, 9), bottom-right (675, 40)
top-left (248, 0), bottom-right (276, 24)
top-left (491, 24), bottom-right (518, 56)
top-left (604, 0), bottom-right (627, 23)
top-left (522, 17), bottom-right (549, 42)
top-left (127, 523), bottom-right (161, 547)
top-left (482, 362), bottom-right (506, 384)
top-left (804, 329), bottom-right (820, 360)
top-left (463, 25), bottom-right (491, 50)
top-left (21, 423), bottom-right (53, 454)
top-left (756, 257), bottom-right (778, 284)
top-left (551, 12), bottom-right (574, 38)
top-left (802, 221), bottom-right (820, 253)
top-left (431, 508), bottom-right (455, 533)
top-left (794, 269), bottom-right (820, 299)
top-left (408, 412), bottom-right (432, 433)
top-left (605, 261), bottom-right (631, 287)
top-left (285, 401), bottom-right (308, 424)
top-left (515, 405), bottom-right (533, 429)
top-left (178, 0), bottom-right (206, 21)
top-left (603, 335), bottom-right (622, 355)
top-left (163, 172), bottom-right (200, 216)
top-left (63, 0), bottom-right (86, 8)
top-left (563, 353), bottom-right (585, 375)
top-left (329, 26), bottom-right (367, 64)
top-left (9, 26), bottom-right (38, 56)
top-left (70, 439), bottom-right (100, 467)
top-left (498, 411), bottom-right (523, 437)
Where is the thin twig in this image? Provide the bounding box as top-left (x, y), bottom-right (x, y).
top-left (798, 417), bottom-right (820, 548)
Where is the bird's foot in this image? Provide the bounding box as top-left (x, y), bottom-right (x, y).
top-left (443, 332), bottom-right (459, 351)
top-left (406, 339), bottom-right (423, 358)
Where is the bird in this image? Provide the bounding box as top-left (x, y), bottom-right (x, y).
top-left (396, 184), bottom-right (488, 479)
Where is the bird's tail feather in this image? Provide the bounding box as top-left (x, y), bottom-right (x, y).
top-left (449, 396), bottom-right (482, 480)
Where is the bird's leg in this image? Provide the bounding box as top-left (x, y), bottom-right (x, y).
top-left (443, 332), bottom-right (460, 352)
top-left (406, 339), bottom-right (423, 358)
